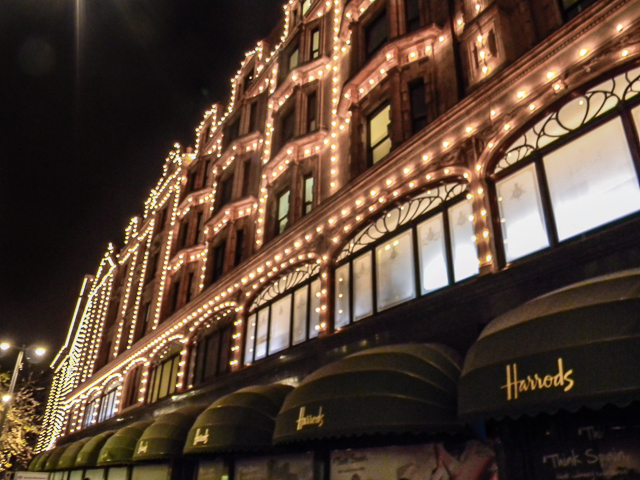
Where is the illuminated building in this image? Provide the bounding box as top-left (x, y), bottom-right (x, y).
top-left (34, 0), bottom-right (640, 479)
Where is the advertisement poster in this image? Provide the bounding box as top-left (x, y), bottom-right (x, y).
top-left (533, 423), bottom-right (640, 480)
top-left (235, 453), bottom-right (314, 480)
top-left (330, 442), bottom-right (498, 480)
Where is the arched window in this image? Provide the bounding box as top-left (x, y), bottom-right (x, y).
top-left (190, 311), bottom-right (234, 386)
top-left (82, 391), bottom-right (101, 428)
top-left (244, 264), bottom-right (321, 365)
top-left (97, 378), bottom-right (121, 423)
top-left (491, 65), bottom-right (640, 264)
top-left (146, 344), bottom-right (182, 404)
top-left (334, 183), bottom-right (477, 327)
top-left (121, 365), bottom-right (143, 409)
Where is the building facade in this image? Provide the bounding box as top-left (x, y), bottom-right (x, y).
top-left (35, 0), bottom-right (640, 479)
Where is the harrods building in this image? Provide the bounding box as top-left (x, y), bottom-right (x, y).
top-left (33, 0), bottom-right (640, 479)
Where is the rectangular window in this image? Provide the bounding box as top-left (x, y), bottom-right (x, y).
top-left (244, 314), bottom-right (257, 365)
top-left (241, 158), bottom-right (253, 197)
top-left (369, 104), bottom-right (392, 164)
top-left (194, 211), bottom-right (204, 245)
top-left (307, 92), bottom-right (318, 133)
top-left (196, 461), bottom-right (228, 480)
top-left (309, 279), bottom-right (320, 338)
top-left (146, 253), bottom-right (159, 284)
top-left (185, 272), bottom-right (195, 304)
top-left (302, 0), bottom-right (313, 15)
top-left (234, 229), bottom-right (245, 266)
top-left (288, 47), bottom-right (300, 72)
top-left (134, 301), bottom-right (151, 343)
top-left (375, 230), bottom-right (416, 311)
top-left (405, 0), bottom-right (421, 32)
top-left (409, 78), bottom-right (428, 134)
top-left (211, 243), bottom-right (227, 284)
top-left (202, 160), bottom-right (211, 188)
top-left (202, 333), bottom-right (221, 381)
top-left (187, 169), bottom-right (198, 194)
top-left (220, 174), bottom-right (234, 207)
top-left (269, 295), bottom-right (292, 354)
top-left (281, 108), bottom-right (296, 147)
top-left (303, 176), bottom-right (314, 216)
top-left (83, 398), bottom-right (99, 428)
top-left (98, 388), bottom-right (118, 423)
top-left (352, 251), bottom-right (374, 321)
top-left (123, 366), bottom-right (142, 408)
top-left (292, 286), bottom-right (309, 345)
top-left (334, 264), bottom-right (351, 329)
top-left (365, 9), bottom-right (388, 57)
top-left (277, 190), bottom-right (291, 235)
top-left (243, 70), bottom-right (254, 93)
top-left (543, 118), bottom-right (640, 242)
top-left (248, 101), bottom-right (259, 133)
top-left (496, 163), bottom-right (549, 262)
top-left (170, 279), bottom-right (181, 314)
top-left (146, 354), bottom-right (180, 403)
top-left (219, 327), bottom-right (231, 376)
top-left (417, 213), bottom-right (449, 294)
top-left (177, 221), bottom-right (188, 250)
top-left (448, 199), bottom-right (479, 282)
top-left (226, 118), bottom-right (240, 145)
top-left (254, 308), bottom-right (269, 360)
top-left (132, 465), bottom-right (170, 480)
top-left (310, 27), bottom-right (321, 59)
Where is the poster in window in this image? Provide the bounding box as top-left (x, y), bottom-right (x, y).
top-left (235, 453), bottom-right (314, 480)
top-left (331, 442), bottom-right (497, 480)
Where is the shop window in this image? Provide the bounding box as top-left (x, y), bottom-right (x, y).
top-left (248, 101), bottom-right (259, 133)
top-left (405, 0), bottom-right (421, 33)
top-left (288, 46), bottom-right (300, 72)
top-left (97, 383), bottom-right (119, 423)
top-left (244, 265), bottom-right (320, 365)
top-left (234, 229), bottom-right (245, 266)
top-left (192, 326), bottom-right (231, 386)
top-left (409, 78), bottom-right (428, 134)
top-left (276, 190), bottom-right (291, 235)
top-left (122, 366), bottom-right (142, 409)
top-left (365, 8), bottom-right (388, 58)
top-left (146, 352), bottom-right (180, 403)
top-left (132, 465), bottom-right (170, 480)
top-left (302, 175), bottom-right (314, 216)
top-left (492, 66), bottom-right (640, 265)
top-left (196, 461), bottom-right (228, 480)
top-left (310, 27), bottom-right (321, 59)
top-left (368, 104), bottom-right (392, 165)
top-left (334, 185), bottom-right (478, 326)
top-left (302, 0), bottom-right (313, 16)
top-left (306, 91), bottom-right (318, 133)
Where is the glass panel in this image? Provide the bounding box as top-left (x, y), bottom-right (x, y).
top-left (289, 48), bottom-right (299, 71)
top-left (448, 199), bottom-right (479, 282)
top-left (107, 468), bottom-right (128, 480)
top-left (375, 230), bottom-right (416, 311)
top-left (311, 29), bottom-right (320, 58)
top-left (131, 465), bottom-right (170, 480)
top-left (352, 252), bottom-right (373, 321)
top-left (70, 472), bottom-right (83, 480)
top-left (496, 163), bottom-right (549, 262)
top-left (84, 470), bottom-right (104, 480)
top-left (334, 264), bottom-right (351, 328)
top-left (158, 359), bottom-right (172, 399)
top-left (370, 105), bottom-right (391, 164)
top-left (235, 453), bottom-right (314, 480)
top-left (292, 286), bottom-right (308, 345)
top-left (254, 308), bottom-right (269, 360)
top-left (269, 295), bottom-right (292, 354)
top-left (169, 356), bottom-right (180, 394)
top-left (417, 213), bottom-right (449, 294)
top-left (309, 279), bottom-right (320, 338)
top-left (278, 190), bottom-right (290, 234)
top-left (544, 117), bottom-right (640, 241)
top-left (197, 460), bottom-right (228, 480)
top-left (302, 0), bottom-right (312, 15)
top-left (244, 314), bottom-right (257, 365)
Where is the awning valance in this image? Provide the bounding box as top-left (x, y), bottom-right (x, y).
top-left (274, 343), bottom-right (462, 443)
top-left (75, 430), bottom-right (114, 468)
top-left (97, 421), bottom-right (152, 466)
top-left (29, 450), bottom-right (53, 472)
top-left (43, 445), bottom-right (70, 471)
top-left (184, 384), bottom-right (293, 455)
top-left (132, 406), bottom-right (205, 462)
top-left (57, 438), bottom-right (91, 470)
top-left (459, 269), bottom-right (640, 420)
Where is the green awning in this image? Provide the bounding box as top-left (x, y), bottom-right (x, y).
top-left (29, 450), bottom-right (53, 472)
top-left (57, 438), bottom-right (91, 470)
top-left (97, 421), bottom-right (152, 466)
top-left (132, 406), bottom-right (205, 462)
top-left (75, 431), bottom-right (115, 467)
top-left (43, 445), bottom-right (71, 472)
top-left (459, 269), bottom-right (640, 420)
top-left (184, 384), bottom-right (293, 454)
top-left (274, 343), bottom-right (462, 443)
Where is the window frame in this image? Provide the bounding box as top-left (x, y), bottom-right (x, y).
top-left (146, 352), bottom-right (181, 404)
top-left (191, 323), bottom-right (232, 386)
top-left (275, 189), bottom-right (291, 236)
top-left (367, 102), bottom-right (392, 165)
top-left (364, 6), bottom-right (389, 59)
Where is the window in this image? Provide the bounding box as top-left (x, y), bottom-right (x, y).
top-left (334, 185), bottom-right (479, 327)
top-left (409, 78), bottom-right (428, 134)
top-left (122, 366), bottom-right (142, 409)
top-left (561, 0), bottom-right (598, 20)
top-left (169, 279), bottom-right (181, 315)
top-left (302, 0), bottom-right (313, 16)
top-left (202, 160), bottom-right (211, 188)
top-left (146, 253), bottom-right (159, 284)
top-left (306, 91), bottom-right (318, 133)
top-left (276, 190), bottom-right (291, 235)
top-left (225, 118), bottom-right (241, 146)
top-left (241, 158), bottom-right (253, 197)
top-left (288, 47), bottom-right (300, 72)
top-left (243, 70), bottom-right (254, 93)
top-left (302, 176), bottom-right (314, 216)
top-left (244, 265), bottom-right (320, 365)
top-left (192, 326), bottom-right (232, 385)
top-left (405, 0), bottom-right (421, 33)
top-left (83, 396), bottom-right (100, 428)
top-left (248, 101), bottom-right (259, 133)
top-left (185, 272), bottom-right (196, 304)
top-left (133, 301), bottom-right (152, 343)
top-left (234, 229), bottom-right (245, 266)
top-left (194, 211), bottom-right (204, 245)
top-left (492, 67), bottom-right (640, 264)
top-left (177, 220), bottom-right (188, 251)
top-left (365, 9), bottom-right (388, 57)
top-left (209, 242), bottom-right (227, 284)
top-left (310, 27), bottom-right (321, 59)
top-left (146, 353), bottom-right (180, 403)
top-left (281, 106), bottom-right (296, 147)
top-left (369, 104), bottom-right (392, 164)
top-left (97, 384), bottom-right (118, 423)
top-left (220, 172), bottom-right (234, 207)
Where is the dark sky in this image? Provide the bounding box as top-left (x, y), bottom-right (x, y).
top-left (0, 0), bottom-right (284, 360)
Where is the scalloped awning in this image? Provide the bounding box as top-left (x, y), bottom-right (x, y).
top-left (97, 421), bottom-right (152, 466)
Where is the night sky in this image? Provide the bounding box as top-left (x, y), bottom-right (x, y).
top-left (0, 0), bottom-right (285, 361)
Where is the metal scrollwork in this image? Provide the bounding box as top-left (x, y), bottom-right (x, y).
top-left (250, 263), bottom-right (320, 311)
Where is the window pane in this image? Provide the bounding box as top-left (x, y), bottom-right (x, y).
top-left (417, 213), bottom-right (449, 294)
top-left (70, 471), bottom-right (83, 480)
top-left (197, 460), bottom-right (228, 480)
top-left (334, 264), bottom-right (351, 328)
top-left (497, 163), bottom-right (549, 262)
top-left (84, 470), bottom-right (104, 480)
top-left (169, 356), bottom-right (180, 394)
top-left (311, 29), bottom-right (320, 58)
top-left (309, 279), bottom-right (320, 338)
top-left (302, 0), bottom-right (312, 15)
top-left (203, 334), bottom-right (220, 380)
top-left (269, 295), bottom-right (291, 354)
top-left (254, 308), bottom-right (269, 360)
top-left (448, 199), bottom-right (479, 282)
top-left (158, 360), bottom-right (172, 399)
top-left (292, 286), bottom-right (308, 345)
top-left (107, 468), bottom-right (128, 480)
top-left (353, 252), bottom-right (373, 321)
top-left (289, 48), bottom-right (299, 71)
top-left (277, 190), bottom-right (290, 234)
top-left (366, 9), bottom-right (388, 56)
top-left (376, 230), bottom-right (416, 311)
top-left (370, 105), bottom-right (391, 164)
top-left (132, 465), bottom-right (169, 480)
top-left (244, 314), bottom-right (257, 365)
top-left (544, 117), bottom-right (640, 241)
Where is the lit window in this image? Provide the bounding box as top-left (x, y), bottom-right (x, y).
top-left (303, 175), bottom-right (314, 216)
top-left (302, 0), bottom-right (313, 16)
top-left (448, 198), bottom-right (479, 282)
top-left (146, 353), bottom-right (180, 404)
top-left (288, 47), bottom-right (300, 72)
top-left (310, 27), bottom-right (321, 59)
top-left (277, 190), bottom-right (291, 235)
top-left (369, 104), bottom-right (392, 164)
top-left (375, 230), bottom-right (416, 311)
top-left (269, 295), bottom-right (292, 354)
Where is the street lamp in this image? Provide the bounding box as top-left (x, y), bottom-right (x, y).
top-left (0, 343), bottom-right (46, 442)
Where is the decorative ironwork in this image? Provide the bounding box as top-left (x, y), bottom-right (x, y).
top-left (337, 183), bottom-right (466, 261)
top-left (250, 263), bottom-right (320, 311)
top-left (495, 66), bottom-right (640, 173)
